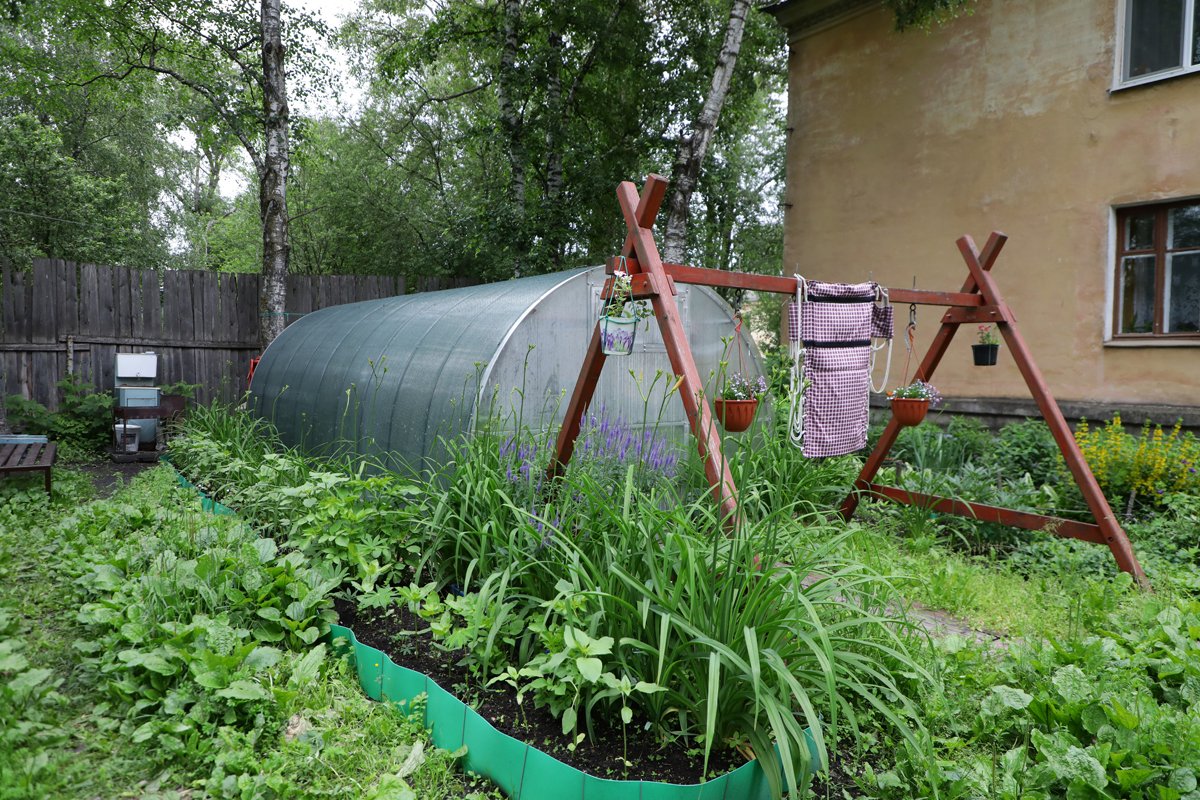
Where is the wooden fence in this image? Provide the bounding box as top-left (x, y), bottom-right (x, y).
top-left (0, 259), bottom-right (460, 409)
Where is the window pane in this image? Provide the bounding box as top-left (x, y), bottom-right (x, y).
top-left (1126, 0), bottom-right (1184, 78)
top-left (1195, 0), bottom-right (1200, 65)
top-left (1168, 203), bottom-right (1200, 248)
top-left (1166, 252), bottom-right (1200, 333)
top-left (1119, 255), bottom-right (1157, 334)
top-left (1125, 211), bottom-right (1156, 250)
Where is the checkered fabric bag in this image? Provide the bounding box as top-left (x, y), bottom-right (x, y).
top-left (799, 281), bottom-right (876, 458)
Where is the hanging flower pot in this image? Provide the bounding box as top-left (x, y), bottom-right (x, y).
top-left (889, 397), bottom-right (930, 427)
top-left (887, 380), bottom-right (941, 427)
top-left (972, 343), bottom-right (999, 366)
top-left (599, 314), bottom-right (637, 356)
top-left (714, 398), bottom-right (759, 432)
top-left (973, 325), bottom-right (1000, 366)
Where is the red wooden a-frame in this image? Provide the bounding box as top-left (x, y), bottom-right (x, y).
top-left (548, 175), bottom-right (1148, 589)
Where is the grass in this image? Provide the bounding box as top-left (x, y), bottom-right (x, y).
top-left (0, 467), bottom-right (498, 800)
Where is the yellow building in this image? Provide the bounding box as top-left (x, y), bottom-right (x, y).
top-left (766, 0), bottom-right (1199, 427)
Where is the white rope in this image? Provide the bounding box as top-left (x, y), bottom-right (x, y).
top-left (788, 275), bottom-right (807, 449)
top-left (869, 284), bottom-right (893, 394)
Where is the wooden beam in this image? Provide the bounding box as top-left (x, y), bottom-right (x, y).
top-left (861, 483), bottom-right (1108, 545)
top-left (940, 305), bottom-right (1011, 325)
top-left (547, 324), bottom-right (607, 481)
top-left (616, 179), bottom-right (739, 522)
top-left (955, 235), bottom-right (1148, 588)
top-left (647, 262), bottom-right (988, 306)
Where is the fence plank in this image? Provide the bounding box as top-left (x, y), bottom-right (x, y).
top-left (31, 261), bottom-right (56, 343)
top-left (143, 270), bottom-right (162, 339)
top-left (59, 260), bottom-right (78, 339)
top-left (236, 274), bottom-right (259, 345)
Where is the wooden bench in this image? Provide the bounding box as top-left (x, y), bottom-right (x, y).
top-left (0, 436), bottom-right (58, 494)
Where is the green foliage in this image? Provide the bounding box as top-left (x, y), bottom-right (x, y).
top-left (394, 422), bottom-right (930, 798)
top-left (884, 0), bottom-right (976, 32)
top-left (1069, 415), bottom-right (1200, 512)
top-left (860, 595), bottom-right (1200, 799)
top-left (0, 604), bottom-right (70, 795)
top-left (171, 403), bottom-right (425, 592)
top-left (983, 419), bottom-right (1060, 487)
top-left (0, 466), bottom-right (496, 799)
top-left (6, 373), bottom-right (113, 457)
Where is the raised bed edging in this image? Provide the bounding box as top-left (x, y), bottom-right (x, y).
top-left (330, 623), bottom-right (808, 800)
top-left (171, 462), bottom-right (816, 799)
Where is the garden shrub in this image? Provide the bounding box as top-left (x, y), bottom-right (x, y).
top-left (984, 418), bottom-right (1061, 487)
top-left (412, 423), bottom-right (929, 798)
top-left (5, 373), bottom-right (113, 457)
top-left (1069, 415), bottom-right (1200, 512)
top-left (861, 592), bottom-right (1200, 799)
top-left (0, 468), bottom-right (491, 799)
top-left (171, 404), bottom-right (426, 593)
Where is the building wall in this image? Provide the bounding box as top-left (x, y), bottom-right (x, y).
top-left (782, 0), bottom-right (1200, 412)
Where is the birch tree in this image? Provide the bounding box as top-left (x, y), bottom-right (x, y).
top-left (661, 0), bottom-right (751, 266)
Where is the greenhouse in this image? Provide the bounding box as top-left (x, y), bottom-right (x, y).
top-left (248, 266), bottom-right (763, 470)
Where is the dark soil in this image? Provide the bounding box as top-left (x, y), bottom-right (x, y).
top-left (335, 598), bottom-right (871, 792)
top-left (75, 459), bottom-right (157, 498)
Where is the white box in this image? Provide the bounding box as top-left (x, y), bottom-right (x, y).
top-left (114, 352), bottom-right (158, 380)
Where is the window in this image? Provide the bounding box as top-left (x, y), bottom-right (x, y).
top-left (1118, 0), bottom-right (1200, 87)
top-left (1114, 201), bottom-right (1200, 339)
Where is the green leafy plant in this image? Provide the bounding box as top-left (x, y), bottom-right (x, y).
top-left (976, 324), bottom-right (999, 345)
top-left (6, 373), bottom-right (113, 457)
top-left (887, 379), bottom-right (943, 406)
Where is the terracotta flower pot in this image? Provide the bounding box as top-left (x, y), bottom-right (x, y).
top-left (714, 398), bottom-right (759, 432)
top-left (890, 397), bottom-right (930, 427)
top-left (972, 343), bottom-right (999, 366)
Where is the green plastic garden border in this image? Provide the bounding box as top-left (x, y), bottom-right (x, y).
top-left (170, 464), bottom-right (236, 516)
top-left (170, 461), bottom-right (817, 799)
top-left (329, 623), bottom-right (813, 800)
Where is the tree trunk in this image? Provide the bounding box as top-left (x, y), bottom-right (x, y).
top-left (496, 0), bottom-right (525, 216)
top-left (259, 0), bottom-right (290, 347)
top-left (661, 0), bottom-right (751, 265)
top-left (543, 28), bottom-right (564, 268)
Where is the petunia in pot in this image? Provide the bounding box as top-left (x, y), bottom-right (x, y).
top-left (887, 379), bottom-right (942, 427)
top-left (714, 372), bottom-right (768, 432)
top-left (599, 269), bottom-right (652, 356)
top-left (973, 324), bottom-right (1000, 366)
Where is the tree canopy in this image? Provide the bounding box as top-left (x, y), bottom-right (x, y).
top-left (1, 0), bottom-right (969, 291)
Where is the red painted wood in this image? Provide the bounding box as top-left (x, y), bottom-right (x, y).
top-left (955, 236), bottom-right (1148, 588)
top-left (547, 324), bottom-right (607, 482)
top-left (844, 231), bottom-right (1146, 589)
top-left (861, 483), bottom-right (1107, 544)
top-left (616, 179), bottom-right (739, 523)
top-left (551, 179), bottom-right (670, 483)
top-left (654, 262), bottom-right (987, 307)
top-left (842, 233), bottom-right (1008, 521)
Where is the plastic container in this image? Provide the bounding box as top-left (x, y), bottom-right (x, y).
top-left (113, 424), bottom-right (141, 452)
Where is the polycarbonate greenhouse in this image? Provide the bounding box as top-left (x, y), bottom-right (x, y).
top-left (248, 266), bottom-right (764, 471)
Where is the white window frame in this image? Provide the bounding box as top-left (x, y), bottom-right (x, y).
top-left (1113, 0), bottom-right (1200, 90)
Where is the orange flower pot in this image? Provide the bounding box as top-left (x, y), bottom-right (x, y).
top-left (713, 398), bottom-right (759, 432)
top-left (890, 397), bottom-right (930, 427)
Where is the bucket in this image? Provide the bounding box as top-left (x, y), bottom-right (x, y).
top-left (113, 424), bottom-right (141, 453)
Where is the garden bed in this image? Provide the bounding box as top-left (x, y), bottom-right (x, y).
top-left (334, 597), bottom-right (745, 785)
